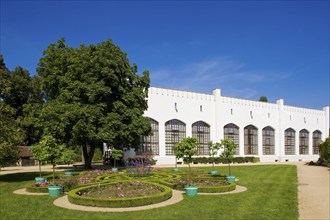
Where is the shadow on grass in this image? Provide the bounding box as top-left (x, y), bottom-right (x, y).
top-left (0, 172), bottom-right (50, 182)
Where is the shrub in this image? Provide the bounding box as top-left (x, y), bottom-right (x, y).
top-left (199, 182), bottom-right (236, 193)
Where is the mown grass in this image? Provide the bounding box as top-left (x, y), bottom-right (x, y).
top-left (0, 165), bottom-right (298, 220)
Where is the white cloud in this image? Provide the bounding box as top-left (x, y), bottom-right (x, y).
top-left (150, 57), bottom-right (291, 97)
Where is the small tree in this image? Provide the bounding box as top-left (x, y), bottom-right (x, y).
top-left (37, 135), bottom-right (64, 181)
top-left (174, 137), bottom-right (199, 172)
top-left (208, 141), bottom-right (221, 167)
top-left (111, 149), bottom-right (123, 168)
top-left (61, 149), bottom-right (76, 169)
top-left (30, 144), bottom-right (48, 177)
top-left (220, 139), bottom-right (237, 176)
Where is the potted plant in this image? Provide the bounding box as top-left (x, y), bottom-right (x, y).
top-left (61, 149), bottom-right (76, 176)
top-left (174, 137), bottom-right (199, 172)
top-left (30, 144), bottom-right (48, 183)
top-left (184, 178), bottom-right (198, 197)
top-left (220, 139), bottom-right (237, 183)
top-left (36, 135), bottom-right (64, 196)
top-left (208, 141), bottom-right (221, 175)
top-left (111, 148), bottom-right (123, 171)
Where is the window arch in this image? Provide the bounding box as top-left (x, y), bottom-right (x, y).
top-left (313, 130), bottom-right (322, 155)
top-left (244, 125), bottom-right (258, 155)
top-left (224, 123), bottom-right (239, 155)
top-left (138, 118), bottom-right (159, 155)
top-left (165, 119), bottom-right (186, 155)
top-left (262, 126), bottom-right (275, 155)
top-left (299, 129), bottom-right (309, 155)
top-left (192, 121), bottom-right (210, 155)
top-left (285, 128), bottom-right (295, 155)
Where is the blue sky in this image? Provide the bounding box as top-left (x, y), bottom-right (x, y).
top-left (1, 0), bottom-right (329, 109)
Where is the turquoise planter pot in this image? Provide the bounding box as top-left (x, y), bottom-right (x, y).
top-left (48, 185), bottom-right (63, 197)
top-left (185, 186), bottom-right (198, 197)
top-left (173, 168), bottom-right (180, 172)
top-left (226, 176), bottom-right (236, 183)
top-left (35, 177), bottom-right (45, 183)
top-left (112, 167), bottom-right (118, 172)
top-left (64, 171), bottom-right (73, 176)
top-left (210, 170), bottom-right (218, 175)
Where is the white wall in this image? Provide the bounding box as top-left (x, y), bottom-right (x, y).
top-left (139, 87), bottom-right (329, 165)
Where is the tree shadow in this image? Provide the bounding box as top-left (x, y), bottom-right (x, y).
top-left (0, 172), bottom-right (50, 182)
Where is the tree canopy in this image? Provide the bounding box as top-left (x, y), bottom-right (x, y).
top-left (259, 96), bottom-right (268, 102)
top-left (37, 38), bottom-right (151, 168)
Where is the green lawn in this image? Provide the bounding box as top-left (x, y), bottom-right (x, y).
top-left (0, 165), bottom-right (298, 220)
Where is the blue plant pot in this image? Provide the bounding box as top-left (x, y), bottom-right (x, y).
top-left (173, 168), bottom-right (180, 172)
top-left (210, 170), bottom-right (218, 175)
top-left (48, 185), bottom-right (62, 197)
top-left (226, 176), bottom-right (236, 183)
top-left (112, 167), bottom-right (118, 172)
top-left (35, 177), bottom-right (45, 183)
top-left (185, 186), bottom-right (198, 197)
top-left (64, 171), bottom-right (73, 176)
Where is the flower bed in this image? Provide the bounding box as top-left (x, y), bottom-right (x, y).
top-left (68, 181), bottom-right (172, 207)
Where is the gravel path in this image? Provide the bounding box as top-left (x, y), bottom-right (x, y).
top-left (296, 163), bottom-right (329, 220)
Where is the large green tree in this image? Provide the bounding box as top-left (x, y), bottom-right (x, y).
top-left (0, 102), bottom-right (23, 168)
top-left (0, 54), bottom-right (44, 145)
top-left (37, 38), bottom-right (151, 169)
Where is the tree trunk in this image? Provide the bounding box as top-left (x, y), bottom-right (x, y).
top-left (82, 144), bottom-right (95, 169)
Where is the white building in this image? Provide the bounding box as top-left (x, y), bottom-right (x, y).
top-left (128, 86), bottom-right (329, 165)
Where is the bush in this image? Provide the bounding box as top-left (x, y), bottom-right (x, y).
top-left (318, 137), bottom-right (330, 166)
top-left (67, 181), bottom-right (172, 208)
top-left (191, 156), bottom-right (260, 164)
top-left (199, 182), bottom-right (236, 193)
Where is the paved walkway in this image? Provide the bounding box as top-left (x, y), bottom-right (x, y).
top-left (2, 162), bottom-right (329, 219)
top-left (296, 163), bottom-right (329, 220)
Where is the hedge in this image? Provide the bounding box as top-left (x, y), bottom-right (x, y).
top-left (199, 182), bottom-right (236, 193)
top-left (191, 156), bottom-right (260, 164)
top-left (67, 181), bottom-right (172, 208)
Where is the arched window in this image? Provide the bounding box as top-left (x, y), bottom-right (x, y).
top-left (299, 129), bottom-right (309, 155)
top-left (138, 118), bottom-right (159, 155)
top-left (165, 119), bottom-right (186, 155)
top-left (262, 126), bottom-right (275, 155)
top-left (285, 128), bottom-right (295, 155)
top-left (224, 123), bottom-right (239, 155)
top-left (313, 130), bottom-right (322, 155)
top-left (244, 125), bottom-right (258, 155)
top-left (192, 121), bottom-right (210, 155)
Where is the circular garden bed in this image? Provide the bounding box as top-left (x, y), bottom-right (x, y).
top-left (68, 180), bottom-right (172, 208)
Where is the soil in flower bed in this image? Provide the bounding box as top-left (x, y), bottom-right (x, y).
top-left (78, 181), bottom-right (163, 198)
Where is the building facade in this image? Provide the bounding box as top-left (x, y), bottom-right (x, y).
top-left (129, 87), bottom-right (329, 165)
